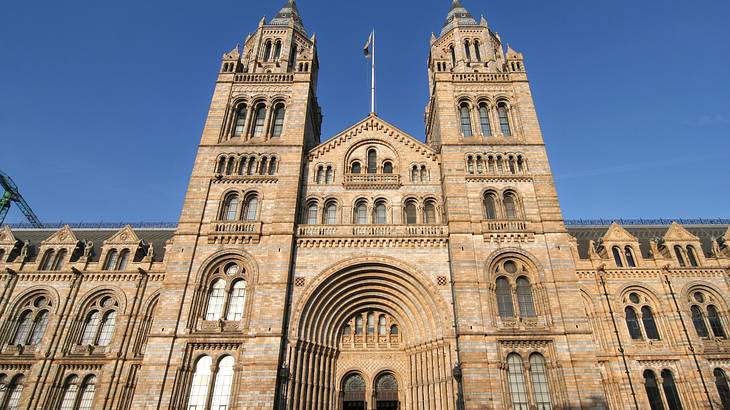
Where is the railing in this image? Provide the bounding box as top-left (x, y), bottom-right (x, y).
top-left (211, 221), bottom-right (262, 234)
top-left (451, 73), bottom-right (511, 82)
top-left (483, 220), bottom-right (528, 232)
top-left (564, 218), bottom-right (730, 226)
top-left (233, 73), bottom-right (294, 83)
top-left (5, 222), bottom-right (177, 229)
top-left (297, 224), bottom-right (449, 238)
top-left (343, 174), bottom-right (400, 189)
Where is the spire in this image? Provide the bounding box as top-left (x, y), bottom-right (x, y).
top-left (442, 0), bottom-right (478, 35)
top-left (269, 0), bottom-right (306, 34)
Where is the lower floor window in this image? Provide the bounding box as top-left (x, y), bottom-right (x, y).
top-left (506, 353), bottom-right (553, 409)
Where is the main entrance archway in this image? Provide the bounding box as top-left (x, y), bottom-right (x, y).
top-left (284, 259), bottom-right (458, 410)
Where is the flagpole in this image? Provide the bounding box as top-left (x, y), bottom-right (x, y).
top-left (371, 30), bottom-right (376, 115)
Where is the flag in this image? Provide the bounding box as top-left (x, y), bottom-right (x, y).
top-left (363, 31), bottom-right (373, 58)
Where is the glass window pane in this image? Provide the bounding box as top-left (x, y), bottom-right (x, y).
top-left (378, 316), bottom-right (386, 335)
top-left (383, 162), bottom-right (393, 174)
top-left (41, 250), bottom-right (55, 271)
top-left (367, 150), bottom-right (377, 174)
top-left (97, 311), bottom-right (117, 346)
top-left (226, 281), bottom-right (246, 321)
top-left (272, 106), bottom-right (285, 137)
top-left (325, 167), bottom-right (334, 183)
top-left (223, 196), bottom-right (239, 221)
top-left (13, 311), bottom-right (33, 345)
top-left (210, 356), bottom-right (235, 410)
top-left (644, 370), bottom-right (665, 410)
top-left (78, 376), bottom-right (97, 410)
top-left (714, 369), bottom-right (730, 410)
top-left (244, 197), bottom-right (258, 221)
top-left (625, 307), bottom-right (643, 340)
top-left (188, 356), bottom-right (212, 410)
top-left (81, 311), bottom-right (100, 345)
top-left (516, 277), bottom-right (536, 317)
top-left (59, 378), bottom-right (79, 410)
top-left (691, 306), bottom-right (709, 338)
top-left (206, 280), bottom-right (226, 321)
top-left (103, 250), bottom-right (118, 271)
top-left (367, 312), bottom-right (375, 335)
top-left (425, 203), bottom-right (437, 224)
top-left (355, 316), bottom-right (363, 335)
top-left (117, 250), bottom-right (130, 271)
top-left (708, 305), bottom-right (726, 338)
top-left (479, 105), bottom-right (491, 136)
top-left (405, 203), bottom-right (417, 225)
top-left (375, 203), bottom-right (386, 224)
top-left (233, 106), bottom-right (246, 137)
top-left (356, 204), bottom-right (367, 225)
top-left (496, 277), bottom-right (514, 318)
top-left (325, 204), bottom-right (337, 225)
top-left (529, 354), bottom-right (553, 410)
top-left (460, 105), bottom-right (472, 137)
top-left (253, 106), bottom-right (266, 137)
top-left (29, 310), bottom-right (49, 345)
top-left (507, 354), bottom-right (529, 410)
top-left (641, 306), bottom-right (661, 340)
top-left (661, 370), bottom-right (683, 410)
top-left (485, 195), bottom-right (497, 220)
top-left (6, 376), bottom-right (24, 410)
top-left (498, 104), bottom-right (512, 136)
top-left (504, 195), bottom-right (517, 219)
top-left (307, 204), bottom-right (318, 224)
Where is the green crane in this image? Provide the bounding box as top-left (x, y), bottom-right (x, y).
top-left (0, 170), bottom-right (43, 228)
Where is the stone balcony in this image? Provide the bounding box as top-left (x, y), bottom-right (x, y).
top-left (343, 174), bottom-right (401, 190)
top-left (481, 219), bottom-right (534, 243)
top-left (482, 220), bottom-right (528, 232)
top-left (208, 221), bottom-right (262, 244)
top-left (297, 224), bottom-right (448, 238)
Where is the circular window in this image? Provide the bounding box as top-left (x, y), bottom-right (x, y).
top-left (629, 293), bottom-right (640, 304)
top-left (34, 296), bottom-right (47, 308)
top-left (504, 261), bottom-right (518, 274)
top-left (100, 297), bottom-right (113, 308)
top-left (225, 263), bottom-right (240, 276)
top-left (693, 292), bottom-right (705, 303)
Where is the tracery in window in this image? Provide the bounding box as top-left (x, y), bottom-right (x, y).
top-left (202, 261), bottom-right (248, 325)
top-left (624, 292), bottom-right (660, 341)
top-left (688, 290), bottom-right (726, 339)
top-left (79, 296), bottom-right (118, 347)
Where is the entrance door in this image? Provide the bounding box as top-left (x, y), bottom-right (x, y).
top-left (376, 401), bottom-right (398, 410)
top-left (375, 373), bottom-right (399, 410)
top-left (343, 401), bottom-right (366, 410)
top-left (342, 373), bottom-right (366, 410)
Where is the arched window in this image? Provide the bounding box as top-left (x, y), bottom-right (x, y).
top-left (79, 296), bottom-right (117, 347)
top-left (232, 105), bottom-right (246, 137)
top-left (506, 354), bottom-right (529, 409)
top-left (205, 279), bottom-right (226, 321)
top-left (325, 203), bottom-right (337, 225)
top-left (459, 103), bottom-right (473, 136)
top-left (80, 311), bottom-right (100, 345)
top-left (351, 162), bottom-right (361, 174)
top-left (382, 161), bottom-right (393, 174)
top-left (484, 193), bottom-right (498, 220)
top-left (40, 250), bottom-right (55, 271)
top-left (661, 369), bottom-right (683, 410)
top-left (316, 166), bottom-right (324, 184)
top-left (488, 156), bottom-right (496, 173)
top-left (355, 316), bottom-right (363, 335)
top-left (529, 354), bottom-right (553, 409)
top-left (479, 104), bottom-right (491, 136)
top-left (464, 41), bottom-right (471, 61)
top-left (0, 249), bottom-right (4, 262)
top-left (355, 202), bottom-right (368, 225)
top-left (12, 311), bottom-right (33, 346)
top-left (625, 246), bottom-right (637, 267)
top-left (188, 356), bottom-right (212, 409)
top-left (243, 195), bottom-right (258, 221)
top-left (252, 104), bottom-right (267, 137)
top-left (343, 373), bottom-right (366, 403)
top-left (103, 249), bottom-right (118, 271)
top-left (390, 324), bottom-right (398, 335)
top-left (498, 102), bottom-right (512, 136)
top-left (504, 193), bottom-right (518, 220)
top-left (221, 194), bottom-right (239, 221)
top-left (3, 374), bottom-right (24, 410)
top-left (625, 306), bottom-right (642, 340)
top-left (496, 277), bottom-right (514, 318)
top-left (643, 370), bottom-right (664, 410)
top-left (226, 280), bottom-right (246, 321)
top-left (516, 277), bottom-right (536, 318)
top-left (686, 246), bottom-right (699, 267)
top-left (420, 165), bottom-right (428, 182)
top-left (268, 157), bottom-right (277, 175)
top-left (289, 45), bottom-right (298, 69)
top-left (449, 45), bottom-right (456, 67)
top-left (210, 356), bottom-right (235, 409)
top-left (306, 203), bottom-right (318, 225)
top-left (263, 41), bottom-right (272, 61)
top-left (367, 149), bottom-right (377, 174)
top-left (29, 310), bottom-right (49, 345)
top-left (708, 305), bottom-right (726, 338)
top-left (97, 311), bottom-right (117, 346)
top-left (52, 249), bottom-right (67, 271)
top-left (378, 315), bottom-right (386, 335)
top-left (374, 202), bottom-right (387, 224)
top-left (246, 158), bottom-right (256, 175)
top-left (59, 375), bottom-right (80, 410)
top-left (225, 156), bottom-right (235, 175)
top-left (474, 40), bottom-right (482, 61)
top-left (259, 157), bottom-right (268, 175)
top-left (424, 201), bottom-right (437, 224)
top-left (714, 368), bottom-right (730, 410)
top-left (467, 156), bottom-right (474, 174)
top-left (367, 312), bottom-right (375, 335)
top-left (76, 375), bottom-right (96, 410)
top-left (272, 104), bottom-right (285, 137)
top-left (411, 166), bottom-right (418, 182)
top-left (273, 41), bottom-right (282, 60)
top-left (405, 202), bottom-right (417, 225)
top-left (641, 306), bottom-right (660, 340)
top-left (116, 249), bottom-right (130, 271)
top-left (674, 245), bottom-right (686, 267)
top-left (325, 166), bottom-right (334, 183)
top-left (612, 247), bottom-right (624, 267)
top-left (508, 157), bottom-right (516, 174)
top-left (691, 305), bottom-right (709, 338)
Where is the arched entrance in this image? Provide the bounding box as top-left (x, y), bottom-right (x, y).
top-left (341, 373), bottom-right (366, 410)
top-left (375, 372), bottom-right (399, 410)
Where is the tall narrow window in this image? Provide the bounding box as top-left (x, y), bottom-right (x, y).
top-left (474, 40), bottom-right (482, 61)
top-left (80, 311), bottom-right (100, 345)
top-left (686, 246), bottom-right (699, 267)
top-left (644, 370), bottom-right (664, 410)
top-left (420, 166), bottom-right (428, 182)
top-left (498, 103), bottom-right (512, 136)
top-left (325, 203), bottom-right (337, 225)
top-left (59, 375), bottom-right (80, 410)
top-left (661, 370), bottom-right (683, 410)
top-left (708, 305), bottom-right (726, 338)
top-left (485, 194), bottom-right (498, 220)
top-left (378, 315), bottom-right (386, 335)
top-left (367, 312), bottom-right (375, 335)
top-left (259, 158), bottom-right (268, 175)
top-left (506, 354), bottom-right (529, 410)
top-left (117, 249), bottom-right (130, 271)
top-left (467, 156), bottom-right (474, 174)
top-left (273, 41), bottom-right (282, 60)
top-left (405, 202), bottom-right (417, 225)
top-left (625, 307), bottom-right (642, 339)
top-left (714, 369), bottom-right (730, 410)
top-left (263, 41), bottom-right (272, 61)
top-left (233, 105), bottom-right (246, 137)
top-left (289, 45), bottom-right (298, 69)
top-left (268, 157), bottom-right (277, 175)
top-left (210, 356), bottom-right (234, 410)
top-left (29, 310), bottom-right (49, 345)
top-left (40, 250), bottom-right (55, 271)
top-left (12, 311), bottom-right (33, 345)
top-left (612, 247), bottom-right (624, 267)
top-left (351, 162), bottom-right (361, 174)
top-left (691, 305), bottom-right (709, 338)
top-left (411, 166), bottom-right (418, 182)
top-left (77, 375), bottom-right (96, 410)
top-left (97, 311), bottom-right (116, 346)
top-left (625, 246), bottom-right (637, 267)
top-left (205, 279), bottom-right (226, 321)
top-left (374, 203), bottom-right (387, 224)
top-left (222, 194), bottom-right (239, 221)
top-left (5, 375), bottom-right (24, 410)
top-left (496, 277), bottom-right (514, 318)
top-left (674, 245), bottom-right (686, 267)
top-left (306, 204), bottom-right (318, 225)
top-left (316, 167), bottom-right (324, 184)
top-left (464, 41), bottom-right (471, 61)
top-left (367, 149), bottom-right (377, 174)
top-left (460, 104), bottom-right (473, 136)
top-left (243, 195), bottom-right (258, 221)
top-left (246, 159), bottom-right (256, 175)
top-left (516, 277), bottom-right (536, 317)
top-left (642, 306), bottom-right (660, 340)
top-left (355, 202), bottom-right (368, 225)
top-left (449, 45), bottom-right (456, 67)
top-left (325, 166), bottom-right (334, 183)
top-left (355, 315), bottom-right (363, 335)
top-left (508, 157), bottom-right (517, 174)
top-left (529, 354), bottom-right (553, 410)
top-left (272, 105), bottom-right (285, 137)
top-left (424, 202), bottom-right (437, 224)
top-left (188, 356), bottom-right (212, 410)
top-left (383, 161), bottom-right (393, 174)
top-left (52, 249), bottom-right (67, 271)
top-left (226, 281), bottom-right (246, 321)
top-left (504, 194), bottom-right (518, 220)
top-left (252, 104), bottom-right (266, 137)
top-left (479, 104), bottom-right (492, 136)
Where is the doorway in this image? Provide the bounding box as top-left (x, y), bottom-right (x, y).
top-left (342, 373), bottom-right (366, 410)
top-left (375, 372), bottom-right (399, 410)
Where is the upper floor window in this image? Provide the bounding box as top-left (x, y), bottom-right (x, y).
top-left (503, 193), bottom-right (518, 220)
top-left (498, 102), bottom-right (512, 136)
top-left (0, 374), bottom-right (24, 410)
top-left (373, 202), bottom-right (387, 224)
top-left (79, 296), bottom-right (118, 347)
top-left (424, 201), bottom-right (437, 224)
top-left (505, 353), bottom-right (554, 410)
top-left (449, 45), bottom-right (456, 67)
top-left (271, 104), bottom-right (285, 137)
top-left (187, 355), bottom-right (235, 410)
top-left (689, 290), bottom-right (726, 339)
top-left (367, 149), bottom-right (377, 174)
top-left (221, 194), bottom-right (239, 221)
top-left (714, 369), bottom-right (730, 410)
top-left (404, 201), bottom-right (417, 225)
top-left (351, 162), bottom-right (362, 174)
top-left (326, 166), bottom-right (334, 183)
top-left (382, 161), bottom-right (393, 174)
top-left (464, 41), bottom-right (471, 61)
top-left (232, 105), bottom-right (246, 138)
top-left (484, 192), bottom-right (498, 220)
top-left (625, 246), bottom-right (637, 267)
top-left (324, 202), bottom-right (337, 225)
top-left (474, 40), bottom-right (482, 61)
top-left (479, 104), bottom-right (492, 136)
top-left (624, 292), bottom-right (660, 341)
top-left (674, 245), bottom-right (686, 267)
top-left (40, 249), bottom-right (67, 271)
top-left (243, 194), bottom-right (259, 221)
top-left (355, 202), bottom-right (368, 225)
top-left (103, 249), bottom-right (130, 271)
top-left (686, 245), bottom-right (699, 267)
top-left (496, 274), bottom-right (537, 320)
top-left (11, 294), bottom-right (51, 347)
top-left (205, 274), bottom-right (248, 322)
top-left (306, 203), bottom-right (318, 225)
top-left (263, 41), bottom-right (272, 61)
top-left (252, 104), bottom-right (267, 137)
top-left (59, 374), bottom-right (96, 410)
top-left (460, 103), bottom-right (473, 137)
top-left (612, 247), bottom-right (624, 267)
top-left (273, 41), bottom-right (282, 61)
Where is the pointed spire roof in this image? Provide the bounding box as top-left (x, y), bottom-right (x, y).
top-left (442, 0), bottom-right (478, 35)
top-left (269, 0), bottom-right (306, 34)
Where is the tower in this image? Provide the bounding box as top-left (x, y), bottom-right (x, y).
top-left (132, 1), bottom-right (321, 407)
top-left (426, 0), bottom-right (606, 407)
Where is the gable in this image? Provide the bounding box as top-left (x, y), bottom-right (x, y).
top-left (0, 226), bottom-right (17, 245)
top-left (41, 225), bottom-right (79, 245)
top-left (663, 222), bottom-right (700, 242)
top-left (103, 225), bottom-right (141, 246)
top-left (601, 222), bottom-right (638, 243)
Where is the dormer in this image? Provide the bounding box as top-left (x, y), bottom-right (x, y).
top-left (599, 223), bottom-right (641, 268)
top-left (661, 222), bottom-right (704, 268)
top-left (37, 225), bottom-right (80, 271)
top-left (0, 226), bottom-right (18, 263)
top-left (100, 225), bottom-right (143, 272)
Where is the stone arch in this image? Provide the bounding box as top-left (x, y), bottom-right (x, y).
top-left (680, 281), bottom-right (730, 309)
top-left (6, 285), bottom-right (60, 316)
top-left (74, 285), bottom-right (128, 315)
top-left (484, 247), bottom-right (546, 282)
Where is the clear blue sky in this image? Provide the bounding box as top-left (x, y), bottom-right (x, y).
top-left (1, 0), bottom-right (728, 223)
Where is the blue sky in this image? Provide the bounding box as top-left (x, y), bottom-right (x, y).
top-left (1, 0), bottom-right (728, 224)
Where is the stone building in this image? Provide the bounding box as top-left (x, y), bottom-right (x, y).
top-left (0, 0), bottom-right (729, 409)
